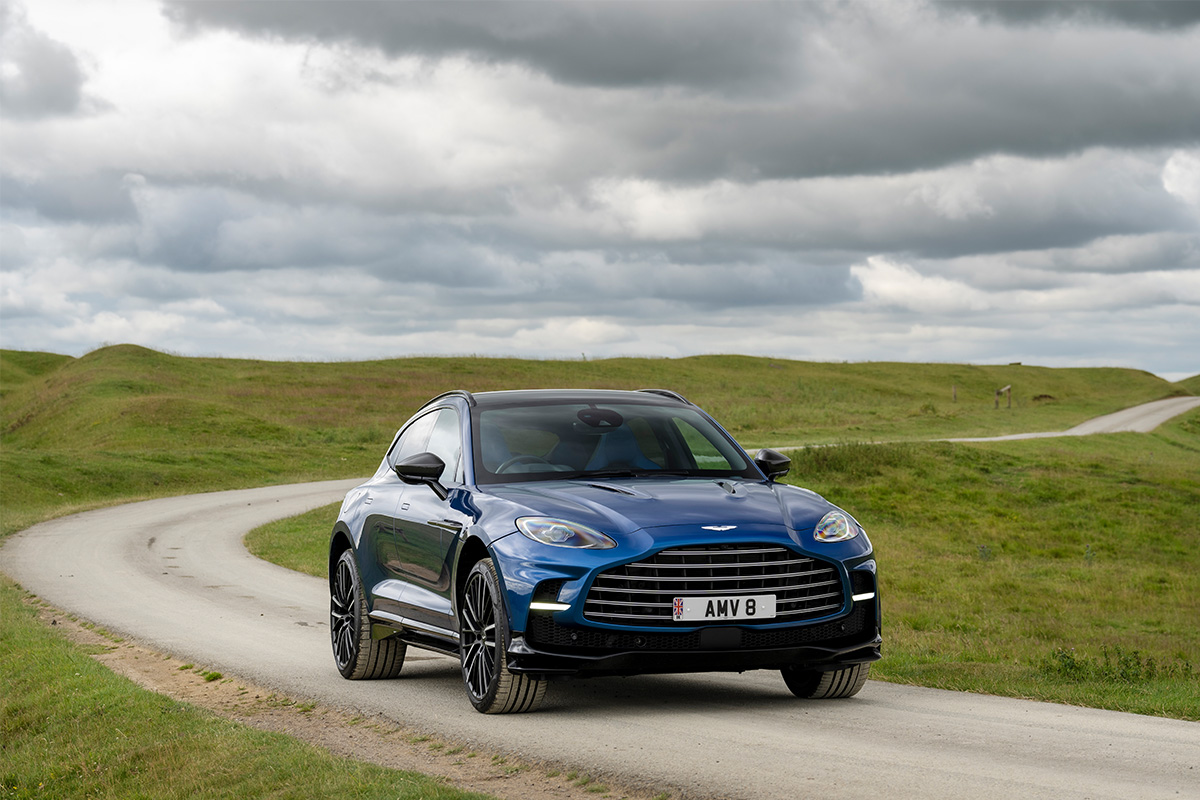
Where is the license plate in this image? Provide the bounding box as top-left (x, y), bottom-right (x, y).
top-left (672, 594), bottom-right (776, 622)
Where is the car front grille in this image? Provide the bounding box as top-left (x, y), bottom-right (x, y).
top-left (583, 543), bottom-right (844, 626)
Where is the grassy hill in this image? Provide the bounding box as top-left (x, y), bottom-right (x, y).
top-left (1177, 373), bottom-right (1200, 394)
top-left (2, 344), bottom-right (1197, 798)
top-left (2, 344), bottom-right (1185, 536)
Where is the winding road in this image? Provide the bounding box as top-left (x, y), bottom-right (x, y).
top-left (947, 395), bottom-right (1200, 442)
top-left (4, 399), bottom-right (1199, 799)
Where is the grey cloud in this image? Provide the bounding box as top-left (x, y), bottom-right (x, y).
top-left (165, 1), bottom-right (1200, 184)
top-left (3, 0), bottom-right (1197, 376)
top-left (0, 1), bottom-right (86, 118)
top-left (937, 1), bottom-right (1200, 30)
top-left (1, 171), bottom-right (138, 222)
top-left (566, 39), bottom-right (1200, 183)
top-left (163, 1), bottom-right (804, 91)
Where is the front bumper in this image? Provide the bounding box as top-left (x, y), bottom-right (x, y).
top-left (487, 521), bottom-right (881, 679)
top-left (508, 602), bottom-right (881, 679)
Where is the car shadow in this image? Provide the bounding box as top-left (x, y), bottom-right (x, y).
top-left (391, 656), bottom-right (838, 715)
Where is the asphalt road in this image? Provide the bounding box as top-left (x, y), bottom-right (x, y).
top-left (947, 395), bottom-right (1200, 442)
top-left (5, 399), bottom-right (1200, 800)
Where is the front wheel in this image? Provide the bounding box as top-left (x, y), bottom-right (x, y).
top-left (782, 662), bottom-right (870, 699)
top-left (459, 558), bottom-right (547, 713)
top-left (330, 549), bottom-right (406, 679)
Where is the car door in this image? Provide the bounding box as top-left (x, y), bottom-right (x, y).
top-left (367, 410), bottom-right (440, 619)
top-left (389, 407), bottom-right (467, 633)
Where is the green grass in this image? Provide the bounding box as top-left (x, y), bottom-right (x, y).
top-left (2, 344), bottom-right (1198, 798)
top-left (2, 345), bottom-right (1184, 537)
top-left (0, 578), bottom-right (495, 800)
top-left (782, 411), bottom-right (1200, 719)
top-left (245, 502), bottom-right (342, 578)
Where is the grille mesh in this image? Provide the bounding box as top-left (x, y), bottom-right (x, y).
top-left (583, 544), bottom-right (844, 626)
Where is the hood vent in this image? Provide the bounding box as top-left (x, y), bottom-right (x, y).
top-left (585, 482), bottom-right (640, 497)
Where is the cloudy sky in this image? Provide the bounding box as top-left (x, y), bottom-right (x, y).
top-left (2, 1), bottom-right (1198, 380)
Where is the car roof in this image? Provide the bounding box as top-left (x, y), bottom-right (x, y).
top-left (423, 388), bottom-right (691, 410)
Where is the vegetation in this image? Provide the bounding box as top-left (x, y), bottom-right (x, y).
top-left (785, 415), bottom-right (1200, 719)
top-left (1177, 373), bottom-right (1200, 395)
top-left (0, 579), bottom-right (498, 800)
top-left (1, 344), bottom-right (1184, 536)
top-left (2, 344), bottom-right (1197, 799)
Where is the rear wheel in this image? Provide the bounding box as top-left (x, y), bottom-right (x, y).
top-left (330, 549), bottom-right (406, 679)
top-left (459, 558), bottom-right (547, 713)
top-left (782, 663), bottom-right (870, 699)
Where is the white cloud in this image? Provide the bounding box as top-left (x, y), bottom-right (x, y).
top-left (1163, 149), bottom-right (1200, 209)
top-left (851, 256), bottom-right (991, 314)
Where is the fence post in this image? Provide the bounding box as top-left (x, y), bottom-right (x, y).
top-left (995, 384), bottom-right (1012, 410)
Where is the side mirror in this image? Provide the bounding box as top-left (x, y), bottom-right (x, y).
top-left (394, 452), bottom-right (449, 500)
top-left (754, 448), bottom-right (791, 481)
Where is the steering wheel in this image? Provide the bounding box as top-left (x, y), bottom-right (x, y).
top-left (495, 454), bottom-right (553, 474)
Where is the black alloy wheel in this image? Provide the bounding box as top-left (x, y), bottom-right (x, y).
top-left (459, 558), bottom-right (547, 713)
top-left (330, 549), bottom-right (406, 680)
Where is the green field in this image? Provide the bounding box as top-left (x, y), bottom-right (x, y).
top-left (1, 344), bottom-right (1186, 537)
top-left (0, 579), bottom-right (496, 800)
top-left (2, 345), bottom-right (1198, 797)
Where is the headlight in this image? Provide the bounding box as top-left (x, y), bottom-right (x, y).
top-left (516, 517), bottom-right (617, 549)
top-left (814, 509), bottom-right (860, 543)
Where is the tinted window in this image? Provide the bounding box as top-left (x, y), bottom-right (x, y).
top-left (673, 418), bottom-right (736, 470)
top-left (387, 411), bottom-right (438, 470)
top-left (425, 408), bottom-right (462, 484)
top-left (473, 401), bottom-right (754, 484)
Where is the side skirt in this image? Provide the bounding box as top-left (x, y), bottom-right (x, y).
top-left (369, 610), bottom-right (460, 657)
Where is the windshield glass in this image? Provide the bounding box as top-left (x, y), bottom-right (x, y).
top-left (472, 401), bottom-right (757, 484)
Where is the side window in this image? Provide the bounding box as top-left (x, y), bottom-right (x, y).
top-left (386, 411), bottom-right (438, 471)
top-left (424, 408), bottom-right (462, 485)
top-left (673, 418), bottom-right (734, 470)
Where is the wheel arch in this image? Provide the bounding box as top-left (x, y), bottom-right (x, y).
top-left (328, 523), bottom-right (355, 585)
top-left (453, 535), bottom-right (493, 616)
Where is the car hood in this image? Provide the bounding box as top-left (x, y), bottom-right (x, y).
top-left (478, 477), bottom-right (836, 538)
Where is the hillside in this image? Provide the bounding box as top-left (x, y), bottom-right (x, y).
top-left (0, 349), bottom-right (74, 398)
top-left (0, 344), bottom-right (1188, 535)
top-left (1177, 373), bottom-right (1200, 394)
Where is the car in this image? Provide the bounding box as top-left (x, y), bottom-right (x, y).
top-left (329, 388), bottom-right (880, 713)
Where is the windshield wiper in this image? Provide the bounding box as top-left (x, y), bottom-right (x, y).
top-left (584, 468), bottom-right (693, 479)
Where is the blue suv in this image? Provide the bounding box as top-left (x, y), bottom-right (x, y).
top-left (329, 389), bottom-right (880, 713)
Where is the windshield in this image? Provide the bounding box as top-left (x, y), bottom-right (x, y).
top-left (472, 401), bottom-right (757, 485)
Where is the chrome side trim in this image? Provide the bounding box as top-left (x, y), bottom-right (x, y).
top-left (369, 610), bottom-right (460, 642)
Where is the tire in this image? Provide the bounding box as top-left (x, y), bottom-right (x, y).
top-left (459, 558), bottom-right (547, 713)
top-left (330, 549), bottom-right (406, 679)
top-left (782, 662), bottom-right (870, 699)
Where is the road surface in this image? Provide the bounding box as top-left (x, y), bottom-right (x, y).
top-left (947, 395), bottom-right (1200, 442)
top-left (4, 398), bottom-right (1200, 799)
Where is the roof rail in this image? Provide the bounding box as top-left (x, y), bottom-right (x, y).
top-left (637, 388), bottom-right (690, 404)
top-left (423, 389), bottom-right (476, 408)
